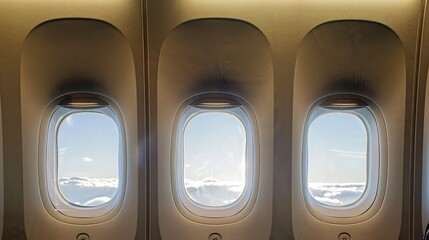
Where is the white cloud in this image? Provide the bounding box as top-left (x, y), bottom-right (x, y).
top-left (184, 178), bottom-right (244, 206)
top-left (58, 176), bottom-right (118, 207)
top-left (59, 176), bottom-right (118, 188)
top-left (308, 182), bottom-right (366, 206)
top-left (314, 196), bottom-right (342, 205)
top-left (84, 197), bottom-right (113, 206)
top-left (330, 149), bottom-right (366, 159)
top-left (82, 157), bottom-right (94, 162)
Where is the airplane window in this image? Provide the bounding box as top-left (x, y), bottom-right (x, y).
top-left (175, 96), bottom-right (256, 218)
top-left (184, 112), bottom-right (246, 207)
top-left (307, 112), bottom-right (367, 206)
top-left (57, 111), bottom-right (119, 207)
top-left (44, 94), bottom-right (125, 218)
top-left (304, 97), bottom-right (381, 218)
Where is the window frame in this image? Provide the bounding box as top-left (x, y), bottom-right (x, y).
top-left (40, 93), bottom-right (127, 223)
top-left (172, 94), bottom-right (259, 222)
top-left (303, 96), bottom-right (381, 219)
top-left (55, 110), bottom-right (120, 208)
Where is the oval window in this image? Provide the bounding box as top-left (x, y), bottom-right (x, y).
top-left (44, 94), bottom-right (126, 219)
top-left (174, 96), bottom-right (257, 219)
top-left (307, 112), bottom-right (367, 206)
top-left (184, 112), bottom-right (246, 207)
top-left (304, 97), bottom-right (381, 218)
top-left (57, 112), bottom-right (119, 207)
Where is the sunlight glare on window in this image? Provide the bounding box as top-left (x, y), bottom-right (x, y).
top-left (307, 112), bottom-right (367, 206)
top-left (57, 111), bottom-right (119, 207)
top-left (184, 112), bottom-right (246, 207)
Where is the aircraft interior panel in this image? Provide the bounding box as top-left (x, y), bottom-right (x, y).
top-left (416, 3), bottom-right (429, 239)
top-left (0, 100), bottom-right (4, 238)
top-left (292, 20), bottom-right (406, 240)
top-left (422, 69), bottom-right (429, 237)
top-left (0, 0), bottom-right (429, 239)
top-left (0, 1), bottom-right (144, 239)
top-left (156, 19), bottom-right (273, 240)
top-left (20, 19), bottom-right (138, 240)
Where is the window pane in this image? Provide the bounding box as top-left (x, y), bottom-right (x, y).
top-left (184, 112), bottom-right (246, 207)
top-left (308, 112), bottom-right (367, 206)
top-left (57, 111), bottom-right (119, 207)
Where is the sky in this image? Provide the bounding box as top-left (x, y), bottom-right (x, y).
top-left (183, 111), bottom-right (246, 205)
top-left (184, 109), bottom-right (369, 206)
top-left (184, 110), bottom-right (368, 186)
top-left (307, 112), bottom-right (367, 184)
top-left (55, 107), bottom-right (368, 207)
top-left (57, 110), bottom-right (119, 179)
top-left (184, 111), bottom-right (246, 183)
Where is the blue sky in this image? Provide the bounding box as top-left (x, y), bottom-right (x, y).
top-left (308, 112), bottom-right (367, 184)
top-left (183, 109), bottom-right (367, 186)
top-left (57, 111), bottom-right (119, 179)
top-left (55, 107), bottom-right (366, 206)
top-left (184, 111), bottom-right (246, 184)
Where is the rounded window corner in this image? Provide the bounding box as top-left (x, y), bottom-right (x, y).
top-left (39, 93), bottom-right (127, 224)
top-left (303, 94), bottom-right (386, 223)
top-left (171, 93), bottom-right (260, 224)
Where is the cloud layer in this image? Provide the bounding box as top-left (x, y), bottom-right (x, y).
top-left (308, 182), bottom-right (366, 206)
top-left (184, 180), bottom-right (366, 207)
top-left (185, 178), bottom-right (244, 206)
top-left (58, 177), bottom-right (118, 207)
top-left (58, 177), bottom-right (364, 209)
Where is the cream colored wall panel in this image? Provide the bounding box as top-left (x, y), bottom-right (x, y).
top-left (0, 99), bottom-right (4, 238)
top-left (422, 70), bottom-right (429, 236)
top-left (157, 19), bottom-right (273, 240)
top-left (292, 21), bottom-right (406, 240)
top-left (0, 1), bottom-right (144, 239)
top-left (21, 19), bottom-right (138, 240)
top-left (0, 0), bottom-right (421, 239)
top-left (419, 2), bottom-right (429, 239)
top-left (148, 0), bottom-right (420, 239)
